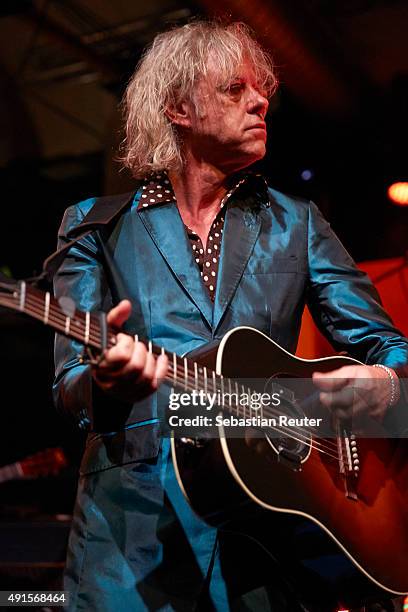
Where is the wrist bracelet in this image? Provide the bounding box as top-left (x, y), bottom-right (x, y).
top-left (373, 364), bottom-right (400, 407)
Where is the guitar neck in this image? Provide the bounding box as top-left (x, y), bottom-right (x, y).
top-left (3, 281), bottom-right (289, 418)
top-left (8, 282), bottom-right (230, 401)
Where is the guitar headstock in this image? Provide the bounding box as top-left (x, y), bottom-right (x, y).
top-left (19, 447), bottom-right (68, 479)
top-left (0, 271), bottom-right (111, 356)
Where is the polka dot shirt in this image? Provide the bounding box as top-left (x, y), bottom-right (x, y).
top-left (137, 172), bottom-right (250, 301)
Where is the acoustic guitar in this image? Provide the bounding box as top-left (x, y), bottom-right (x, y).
top-left (1, 274), bottom-right (407, 607)
top-left (0, 447), bottom-right (67, 484)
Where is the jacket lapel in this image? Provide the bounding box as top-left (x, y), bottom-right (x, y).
top-left (138, 203), bottom-right (213, 329)
top-left (213, 203), bottom-right (262, 333)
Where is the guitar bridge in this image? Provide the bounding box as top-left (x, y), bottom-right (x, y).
top-left (336, 425), bottom-right (359, 501)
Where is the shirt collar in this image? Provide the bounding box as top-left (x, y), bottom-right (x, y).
top-left (138, 172), bottom-right (176, 209)
top-left (137, 170), bottom-right (267, 212)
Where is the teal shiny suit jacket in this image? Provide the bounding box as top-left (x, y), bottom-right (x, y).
top-left (53, 179), bottom-right (408, 611)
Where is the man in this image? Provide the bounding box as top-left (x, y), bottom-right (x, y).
top-left (53, 21), bottom-right (408, 611)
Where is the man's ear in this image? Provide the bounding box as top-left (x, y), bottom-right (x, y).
top-left (165, 100), bottom-right (193, 128)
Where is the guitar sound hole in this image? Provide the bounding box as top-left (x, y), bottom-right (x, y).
top-left (229, 371), bottom-right (314, 467)
top-left (262, 383), bottom-right (312, 464)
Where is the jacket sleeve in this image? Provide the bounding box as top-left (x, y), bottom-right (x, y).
top-left (306, 202), bottom-right (408, 431)
top-left (306, 201), bottom-right (408, 368)
top-left (52, 201), bottom-right (130, 432)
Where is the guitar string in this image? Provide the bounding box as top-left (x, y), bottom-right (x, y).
top-left (19, 291), bottom-right (342, 458)
top-left (20, 291), bottom-right (343, 458)
top-left (4, 281), bottom-right (344, 464)
top-left (19, 291), bottom-right (342, 459)
top-left (17, 296), bottom-right (343, 464)
top-left (236, 427), bottom-right (341, 466)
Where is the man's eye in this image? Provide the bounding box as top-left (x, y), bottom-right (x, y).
top-left (229, 83), bottom-right (244, 94)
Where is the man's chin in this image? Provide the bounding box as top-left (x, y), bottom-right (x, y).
top-left (217, 144), bottom-right (266, 174)
top-left (245, 144), bottom-right (267, 165)
top-left (227, 155), bottom-right (266, 174)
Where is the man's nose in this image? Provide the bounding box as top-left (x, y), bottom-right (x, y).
top-left (248, 87), bottom-right (269, 117)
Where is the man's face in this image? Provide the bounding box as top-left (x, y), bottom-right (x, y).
top-left (181, 59), bottom-right (269, 173)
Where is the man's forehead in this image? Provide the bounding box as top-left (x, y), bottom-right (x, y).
top-left (203, 55), bottom-right (257, 85)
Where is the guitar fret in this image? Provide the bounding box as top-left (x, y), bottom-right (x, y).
top-left (184, 358), bottom-right (188, 390)
top-left (148, 340), bottom-right (152, 354)
top-left (194, 362), bottom-right (198, 390)
top-left (84, 312), bottom-right (90, 345)
top-left (173, 353), bottom-right (177, 387)
top-left (212, 370), bottom-right (217, 395)
top-left (235, 382), bottom-right (239, 416)
top-left (204, 367), bottom-right (208, 396)
top-left (19, 281), bottom-right (26, 311)
top-left (220, 375), bottom-right (224, 408)
top-left (65, 316), bottom-right (71, 335)
top-left (43, 292), bottom-right (50, 324)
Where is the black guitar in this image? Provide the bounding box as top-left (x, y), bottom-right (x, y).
top-left (1, 275), bottom-right (407, 608)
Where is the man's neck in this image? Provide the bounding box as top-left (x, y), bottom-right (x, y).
top-left (168, 157), bottom-right (232, 226)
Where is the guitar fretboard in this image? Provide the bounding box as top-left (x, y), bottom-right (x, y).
top-left (9, 282), bottom-right (290, 418)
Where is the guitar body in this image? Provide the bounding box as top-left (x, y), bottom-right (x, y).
top-left (171, 326), bottom-right (408, 606)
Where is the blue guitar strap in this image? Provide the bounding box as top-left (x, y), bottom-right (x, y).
top-left (41, 188), bottom-right (139, 284)
top-left (39, 188), bottom-right (140, 351)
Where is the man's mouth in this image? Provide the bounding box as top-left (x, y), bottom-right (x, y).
top-left (246, 123), bottom-right (266, 131)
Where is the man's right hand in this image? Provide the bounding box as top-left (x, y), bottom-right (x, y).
top-left (91, 299), bottom-right (168, 403)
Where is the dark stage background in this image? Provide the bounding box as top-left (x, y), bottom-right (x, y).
top-left (0, 0), bottom-right (407, 604)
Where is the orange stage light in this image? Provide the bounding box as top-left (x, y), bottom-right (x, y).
top-left (388, 182), bottom-right (408, 205)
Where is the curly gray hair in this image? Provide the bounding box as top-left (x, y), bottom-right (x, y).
top-left (119, 20), bottom-right (277, 177)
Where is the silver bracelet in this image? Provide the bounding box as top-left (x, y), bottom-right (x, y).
top-left (373, 364), bottom-right (400, 407)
